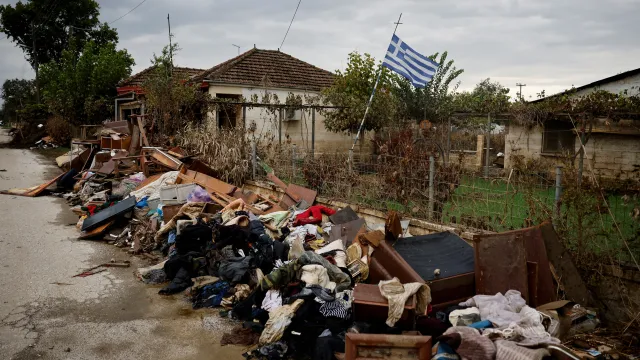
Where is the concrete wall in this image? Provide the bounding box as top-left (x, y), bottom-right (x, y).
top-left (207, 84), bottom-right (373, 155)
top-left (573, 72), bottom-right (640, 98)
top-left (505, 124), bottom-right (640, 179)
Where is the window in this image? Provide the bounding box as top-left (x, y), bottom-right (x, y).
top-left (216, 94), bottom-right (241, 128)
top-left (542, 120), bottom-right (575, 153)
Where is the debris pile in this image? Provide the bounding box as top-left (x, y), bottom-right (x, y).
top-left (2, 119), bottom-right (637, 360)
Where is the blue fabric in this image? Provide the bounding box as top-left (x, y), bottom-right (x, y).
top-left (168, 230), bottom-right (177, 244)
top-left (193, 281), bottom-right (231, 309)
top-left (434, 342), bottom-right (460, 360)
top-left (136, 196), bottom-right (149, 208)
top-left (469, 320), bottom-right (493, 329)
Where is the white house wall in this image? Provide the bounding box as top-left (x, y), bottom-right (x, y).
top-left (573, 73), bottom-right (640, 97)
top-left (207, 85), bottom-right (372, 154)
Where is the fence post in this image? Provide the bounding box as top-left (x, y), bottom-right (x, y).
top-left (278, 108), bottom-right (282, 145)
top-left (577, 130), bottom-right (585, 187)
top-left (242, 104), bottom-right (246, 128)
top-left (428, 155), bottom-right (435, 220)
top-left (251, 140), bottom-right (257, 180)
top-left (311, 108), bottom-right (316, 158)
top-left (446, 117), bottom-right (451, 166)
top-left (292, 144), bottom-right (297, 182)
top-left (485, 113), bottom-right (491, 178)
top-left (554, 165), bottom-right (563, 225)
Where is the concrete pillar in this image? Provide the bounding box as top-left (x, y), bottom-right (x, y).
top-left (476, 135), bottom-right (485, 169)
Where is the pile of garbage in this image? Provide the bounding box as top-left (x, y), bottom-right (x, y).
top-left (1, 120), bottom-right (637, 360)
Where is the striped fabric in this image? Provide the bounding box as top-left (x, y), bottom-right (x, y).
top-left (382, 34), bottom-right (439, 88)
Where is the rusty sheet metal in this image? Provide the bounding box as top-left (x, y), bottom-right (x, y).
top-left (527, 261), bottom-right (539, 307)
top-left (385, 211), bottom-right (402, 240)
top-left (345, 333), bottom-right (432, 360)
top-left (0, 173), bottom-right (65, 197)
top-left (429, 272), bottom-right (476, 310)
top-left (474, 232), bottom-right (529, 301)
top-left (329, 206), bottom-right (359, 225)
top-left (483, 223), bottom-right (558, 307)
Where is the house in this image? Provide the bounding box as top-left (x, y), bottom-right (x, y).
top-left (115, 66), bottom-right (205, 122)
top-left (191, 47), bottom-right (366, 154)
top-left (504, 68), bottom-right (640, 178)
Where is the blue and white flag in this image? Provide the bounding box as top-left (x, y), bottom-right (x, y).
top-left (382, 34), bottom-right (439, 88)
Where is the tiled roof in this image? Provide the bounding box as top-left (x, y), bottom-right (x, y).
top-left (192, 48), bottom-right (336, 92)
top-left (118, 66), bottom-right (205, 87)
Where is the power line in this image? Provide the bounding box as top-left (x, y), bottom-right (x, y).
top-left (109, 0), bottom-right (149, 25)
top-left (279, 0), bottom-right (302, 51)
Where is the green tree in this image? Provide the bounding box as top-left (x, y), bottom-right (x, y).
top-left (320, 52), bottom-right (399, 133)
top-left (1, 79), bottom-right (36, 123)
top-left (0, 0), bottom-right (118, 99)
top-left (453, 78), bottom-right (511, 114)
top-left (143, 44), bottom-right (208, 135)
top-left (395, 51), bottom-right (464, 122)
top-left (39, 40), bottom-right (134, 125)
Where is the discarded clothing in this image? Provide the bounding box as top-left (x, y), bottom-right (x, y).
top-left (219, 255), bottom-right (254, 284)
top-left (495, 340), bottom-right (550, 360)
top-left (135, 260), bottom-right (167, 283)
top-left (378, 277), bottom-right (431, 327)
top-left (299, 251), bottom-right (351, 292)
top-left (222, 284), bottom-right (251, 308)
top-left (460, 290), bottom-right (541, 329)
top-left (130, 171), bottom-right (179, 201)
top-left (440, 326), bottom-right (496, 360)
top-left (449, 307), bottom-right (481, 327)
top-left (434, 342), bottom-right (460, 360)
top-left (191, 276), bottom-right (220, 291)
top-left (259, 299), bottom-right (304, 345)
top-left (314, 335), bottom-right (345, 360)
top-left (259, 259), bottom-right (302, 291)
top-left (155, 202), bottom-right (206, 240)
top-left (159, 267), bottom-right (193, 295)
top-left (300, 264), bottom-right (336, 291)
top-left (175, 221), bottom-right (212, 255)
top-left (293, 285), bottom-right (335, 302)
top-left (315, 240), bottom-right (347, 268)
top-left (259, 211), bottom-right (290, 228)
top-left (319, 300), bottom-right (349, 319)
top-left (295, 205), bottom-right (336, 226)
top-left (192, 281), bottom-right (231, 309)
top-left (262, 290), bottom-right (283, 312)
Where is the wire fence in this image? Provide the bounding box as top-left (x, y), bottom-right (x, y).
top-left (256, 133), bottom-right (640, 264)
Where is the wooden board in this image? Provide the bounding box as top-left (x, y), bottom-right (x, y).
top-left (346, 333), bottom-right (431, 360)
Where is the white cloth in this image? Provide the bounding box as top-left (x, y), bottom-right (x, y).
top-left (316, 240), bottom-right (347, 267)
top-left (259, 299), bottom-right (304, 345)
top-left (261, 290), bottom-right (283, 313)
top-left (378, 278), bottom-right (431, 327)
top-left (460, 290), bottom-right (532, 328)
top-left (129, 171), bottom-right (179, 201)
top-left (449, 307), bottom-right (481, 326)
top-left (300, 264), bottom-right (336, 291)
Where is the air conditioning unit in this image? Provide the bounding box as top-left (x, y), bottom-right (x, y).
top-left (284, 108), bottom-right (302, 121)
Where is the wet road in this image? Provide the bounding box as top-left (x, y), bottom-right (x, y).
top-left (0, 130), bottom-right (244, 359)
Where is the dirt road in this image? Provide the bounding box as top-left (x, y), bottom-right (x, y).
top-left (0, 130), bottom-right (244, 359)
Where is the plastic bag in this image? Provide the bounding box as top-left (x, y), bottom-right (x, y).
top-left (187, 185), bottom-right (212, 203)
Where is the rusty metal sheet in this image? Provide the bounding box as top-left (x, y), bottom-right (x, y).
top-left (346, 333), bottom-right (432, 360)
top-left (485, 223), bottom-right (558, 307)
top-left (527, 261), bottom-right (539, 307)
top-left (474, 232), bottom-right (529, 301)
top-left (385, 211), bottom-right (402, 240)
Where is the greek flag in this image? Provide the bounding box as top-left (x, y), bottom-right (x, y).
top-left (382, 34), bottom-right (439, 88)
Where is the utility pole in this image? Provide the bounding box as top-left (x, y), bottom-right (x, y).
top-left (32, 22), bottom-right (39, 104)
top-left (167, 14), bottom-right (173, 71)
top-left (516, 83), bottom-right (526, 101)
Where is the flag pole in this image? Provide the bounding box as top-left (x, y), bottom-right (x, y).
top-left (349, 13), bottom-right (403, 169)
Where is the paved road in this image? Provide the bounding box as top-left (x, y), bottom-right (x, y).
top-left (0, 130), bottom-right (243, 360)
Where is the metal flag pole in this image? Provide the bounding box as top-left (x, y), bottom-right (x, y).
top-left (349, 13), bottom-right (403, 169)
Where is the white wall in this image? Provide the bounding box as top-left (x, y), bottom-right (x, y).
top-left (207, 84), bottom-right (372, 154)
top-left (572, 72), bottom-right (640, 97)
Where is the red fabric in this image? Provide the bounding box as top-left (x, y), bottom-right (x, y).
top-left (294, 205), bottom-right (336, 225)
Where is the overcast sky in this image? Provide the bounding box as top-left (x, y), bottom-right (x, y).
top-left (1, 0), bottom-right (640, 102)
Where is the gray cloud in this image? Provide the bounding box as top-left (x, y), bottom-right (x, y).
top-left (1, 0), bottom-right (639, 104)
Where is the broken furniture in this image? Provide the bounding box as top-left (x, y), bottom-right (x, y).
top-left (81, 196), bottom-right (137, 231)
top-left (345, 333), bottom-right (432, 360)
top-left (353, 283), bottom-right (417, 329)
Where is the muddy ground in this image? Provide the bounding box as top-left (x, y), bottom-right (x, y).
top-left (0, 129), bottom-right (245, 359)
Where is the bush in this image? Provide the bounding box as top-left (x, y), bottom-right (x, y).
top-left (46, 116), bottom-right (72, 145)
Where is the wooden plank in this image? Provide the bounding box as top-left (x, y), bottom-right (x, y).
top-left (137, 118), bottom-right (150, 147)
top-left (346, 333), bottom-right (431, 360)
